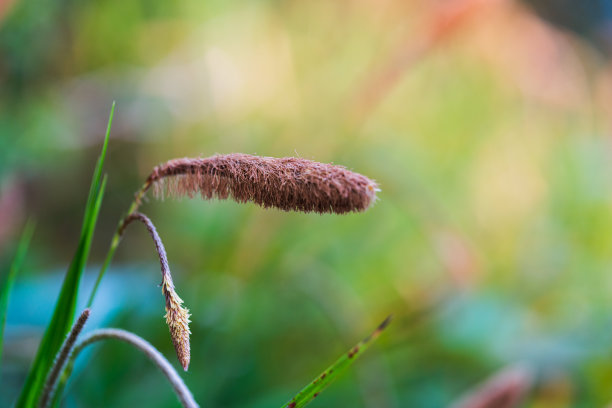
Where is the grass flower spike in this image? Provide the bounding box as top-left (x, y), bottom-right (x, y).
top-left (121, 213), bottom-right (191, 371)
top-left (161, 273), bottom-right (191, 371)
top-left (146, 153), bottom-right (379, 214)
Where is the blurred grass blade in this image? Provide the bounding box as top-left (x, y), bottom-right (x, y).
top-left (15, 102), bottom-right (114, 408)
top-left (0, 220), bottom-right (35, 365)
top-left (449, 364), bottom-right (533, 408)
top-left (281, 315), bottom-right (392, 408)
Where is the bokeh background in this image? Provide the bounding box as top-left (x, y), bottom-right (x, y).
top-left (2, 0), bottom-right (612, 406)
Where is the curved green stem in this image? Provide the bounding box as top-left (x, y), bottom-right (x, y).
top-left (51, 328), bottom-right (198, 408)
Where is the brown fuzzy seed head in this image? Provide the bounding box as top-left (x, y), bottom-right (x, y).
top-left (146, 154), bottom-right (379, 214)
top-left (162, 276), bottom-right (191, 371)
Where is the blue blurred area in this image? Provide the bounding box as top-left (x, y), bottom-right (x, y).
top-left (523, 0), bottom-right (612, 55)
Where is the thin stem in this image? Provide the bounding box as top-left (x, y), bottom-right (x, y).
top-left (58, 328), bottom-right (199, 408)
top-left (38, 309), bottom-right (91, 408)
top-left (86, 181), bottom-right (151, 307)
top-left (118, 211), bottom-right (191, 370)
top-left (118, 212), bottom-right (171, 280)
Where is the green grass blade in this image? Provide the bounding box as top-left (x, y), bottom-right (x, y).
top-left (82, 101), bottom-right (113, 232)
top-left (0, 220), bottom-right (35, 365)
top-left (281, 315), bottom-right (392, 408)
top-left (15, 103), bottom-right (114, 408)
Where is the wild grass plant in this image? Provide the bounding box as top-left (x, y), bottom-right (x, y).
top-left (0, 104), bottom-right (541, 408)
top-left (3, 104), bottom-right (397, 408)
top-left (4, 1), bottom-right (612, 406)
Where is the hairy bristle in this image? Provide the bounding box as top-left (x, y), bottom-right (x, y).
top-left (146, 154), bottom-right (379, 214)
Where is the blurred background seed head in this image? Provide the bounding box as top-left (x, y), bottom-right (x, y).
top-left (3, 0), bottom-right (612, 407)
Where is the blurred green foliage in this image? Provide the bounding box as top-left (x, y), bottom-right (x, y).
top-left (2, 0), bottom-right (612, 407)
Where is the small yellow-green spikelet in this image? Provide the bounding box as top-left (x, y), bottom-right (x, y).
top-left (162, 278), bottom-right (191, 371)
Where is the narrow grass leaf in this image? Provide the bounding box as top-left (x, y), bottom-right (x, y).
top-left (281, 315), bottom-right (392, 408)
top-left (0, 220), bottom-right (35, 364)
top-left (15, 103), bottom-right (114, 408)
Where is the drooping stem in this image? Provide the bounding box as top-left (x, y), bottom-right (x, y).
top-left (38, 309), bottom-right (91, 408)
top-left (86, 180), bottom-right (152, 307)
top-left (114, 211), bottom-right (191, 371)
top-left (62, 329), bottom-right (199, 408)
top-left (118, 212), bottom-right (171, 276)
